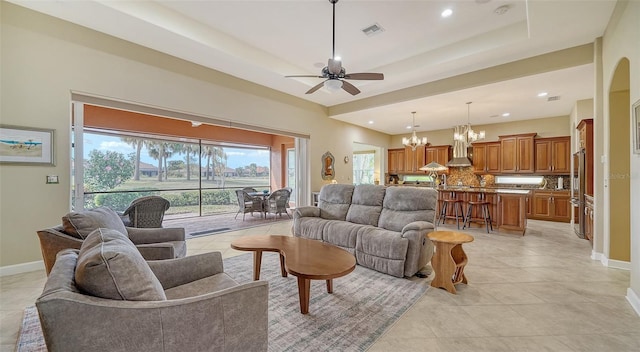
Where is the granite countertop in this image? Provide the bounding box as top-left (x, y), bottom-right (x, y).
top-left (436, 187), bottom-right (531, 194)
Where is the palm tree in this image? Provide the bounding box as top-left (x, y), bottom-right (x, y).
top-left (121, 136), bottom-right (145, 180)
top-left (147, 141), bottom-right (170, 181)
top-left (183, 144), bottom-right (199, 181)
top-left (202, 145), bottom-right (215, 181)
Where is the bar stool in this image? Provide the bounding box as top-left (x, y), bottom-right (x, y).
top-left (439, 193), bottom-right (465, 229)
top-left (463, 193), bottom-right (493, 233)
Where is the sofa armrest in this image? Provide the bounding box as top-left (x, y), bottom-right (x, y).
top-left (400, 221), bottom-right (436, 277)
top-left (293, 206), bottom-right (320, 219)
top-left (147, 252), bottom-right (224, 289)
top-left (127, 227), bottom-right (185, 244)
top-left (136, 243), bottom-right (178, 261)
top-left (401, 221), bottom-right (435, 234)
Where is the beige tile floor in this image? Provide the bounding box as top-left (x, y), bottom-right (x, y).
top-left (2, 219), bottom-right (639, 351)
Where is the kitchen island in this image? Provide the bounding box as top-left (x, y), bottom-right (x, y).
top-left (437, 187), bottom-right (530, 235)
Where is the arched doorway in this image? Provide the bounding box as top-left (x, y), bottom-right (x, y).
top-left (607, 58), bottom-right (630, 264)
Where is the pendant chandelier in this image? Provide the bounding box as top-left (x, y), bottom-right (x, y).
top-left (402, 111), bottom-right (427, 151)
top-left (453, 102), bottom-right (485, 147)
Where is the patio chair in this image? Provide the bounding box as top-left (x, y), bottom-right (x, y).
top-left (121, 196), bottom-right (171, 228)
top-left (284, 187), bottom-right (293, 210)
top-left (235, 190), bottom-right (264, 221)
top-left (264, 188), bottom-right (291, 219)
top-left (242, 187), bottom-right (258, 193)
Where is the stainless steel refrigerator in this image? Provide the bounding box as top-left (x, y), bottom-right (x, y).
top-left (571, 150), bottom-right (586, 238)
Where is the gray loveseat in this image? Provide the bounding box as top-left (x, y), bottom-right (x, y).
top-left (293, 184), bottom-right (438, 278)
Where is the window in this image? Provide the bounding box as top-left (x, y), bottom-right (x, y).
top-left (287, 148), bottom-right (296, 205)
top-left (353, 152), bottom-right (375, 185)
top-left (78, 129), bottom-right (270, 218)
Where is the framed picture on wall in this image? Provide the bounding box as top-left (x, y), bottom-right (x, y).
top-left (634, 99), bottom-right (640, 155)
top-left (0, 125), bottom-right (55, 166)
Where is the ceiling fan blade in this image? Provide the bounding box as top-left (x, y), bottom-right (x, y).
top-left (285, 75), bottom-right (324, 78)
top-left (343, 73), bottom-right (384, 80)
top-left (305, 81), bottom-right (326, 94)
top-left (328, 59), bottom-right (342, 75)
top-left (341, 80), bottom-right (361, 96)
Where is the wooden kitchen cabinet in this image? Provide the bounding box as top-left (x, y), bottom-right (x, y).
top-left (497, 193), bottom-right (528, 235)
top-left (425, 145), bottom-right (452, 170)
top-left (529, 190), bottom-right (571, 222)
top-left (585, 195), bottom-right (594, 245)
top-left (534, 137), bottom-right (571, 174)
top-left (500, 133), bottom-right (536, 173)
top-left (577, 119), bottom-right (594, 196)
top-left (472, 142), bottom-right (500, 174)
top-left (404, 145), bottom-right (426, 173)
top-left (388, 148), bottom-right (405, 174)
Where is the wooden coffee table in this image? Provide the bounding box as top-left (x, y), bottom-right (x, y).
top-left (230, 235), bottom-right (356, 314)
top-left (427, 231), bottom-right (474, 294)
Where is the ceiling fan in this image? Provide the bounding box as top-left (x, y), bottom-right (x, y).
top-left (285, 0), bottom-right (384, 96)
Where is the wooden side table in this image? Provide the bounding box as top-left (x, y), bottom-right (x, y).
top-left (427, 231), bottom-right (474, 294)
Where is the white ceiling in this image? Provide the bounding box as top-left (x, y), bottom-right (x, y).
top-left (10, 0), bottom-right (616, 135)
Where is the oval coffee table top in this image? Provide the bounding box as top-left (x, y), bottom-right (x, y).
top-left (231, 235), bottom-right (356, 280)
top-left (427, 231), bottom-right (474, 244)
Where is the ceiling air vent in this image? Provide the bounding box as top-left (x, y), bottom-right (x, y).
top-left (362, 23), bottom-right (385, 36)
top-left (547, 95), bottom-right (561, 101)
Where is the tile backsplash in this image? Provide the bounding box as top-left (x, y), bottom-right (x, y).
top-left (443, 167), bottom-right (569, 190)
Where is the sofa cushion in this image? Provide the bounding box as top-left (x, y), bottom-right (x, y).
top-left (62, 207), bottom-right (127, 240)
top-left (318, 184), bottom-right (355, 221)
top-left (346, 185), bottom-right (386, 226)
top-left (378, 187), bottom-right (438, 232)
top-left (75, 228), bottom-right (166, 301)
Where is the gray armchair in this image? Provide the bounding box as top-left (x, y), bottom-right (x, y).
top-left (121, 195), bottom-right (170, 228)
top-left (37, 207), bottom-right (186, 275)
top-left (36, 248), bottom-right (269, 352)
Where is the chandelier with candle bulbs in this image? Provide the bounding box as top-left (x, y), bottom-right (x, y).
top-left (402, 111), bottom-right (427, 150)
top-left (453, 102), bottom-right (485, 147)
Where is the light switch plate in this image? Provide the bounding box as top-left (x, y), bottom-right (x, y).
top-left (46, 175), bottom-right (59, 184)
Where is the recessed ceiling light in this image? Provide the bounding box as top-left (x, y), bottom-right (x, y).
top-left (441, 9), bottom-right (453, 18)
top-left (537, 92), bottom-right (548, 97)
top-left (406, 125), bottom-right (412, 129)
top-left (368, 120), bottom-right (374, 124)
top-left (502, 113), bottom-right (510, 117)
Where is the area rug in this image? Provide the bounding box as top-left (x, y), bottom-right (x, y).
top-left (17, 253), bottom-right (429, 352)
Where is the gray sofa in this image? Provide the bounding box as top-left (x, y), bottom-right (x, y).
top-left (36, 228), bottom-right (268, 352)
top-left (293, 184), bottom-right (438, 278)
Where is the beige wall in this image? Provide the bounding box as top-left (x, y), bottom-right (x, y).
top-left (0, 3), bottom-right (390, 268)
top-left (389, 115), bottom-right (570, 148)
top-left (601, 0), bottom-right (639, 306)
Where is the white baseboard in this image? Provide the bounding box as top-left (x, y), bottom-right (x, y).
top-left (608, 259), bottom-right (631, 270)
top-left (591, 251), bottom-right (630, 270)
top-left (627, 288), bottom-right (640, 317)
top-left (591, 250), bottom-right (603, 262)
top-left (0, 260), bottom-right (44, 277)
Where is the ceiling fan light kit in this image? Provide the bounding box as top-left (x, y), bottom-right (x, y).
top-left (284, 0), bottom-right (384, 96)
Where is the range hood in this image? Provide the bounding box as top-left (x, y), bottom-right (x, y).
top-left (445, 125), bottom-right (472, 167)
